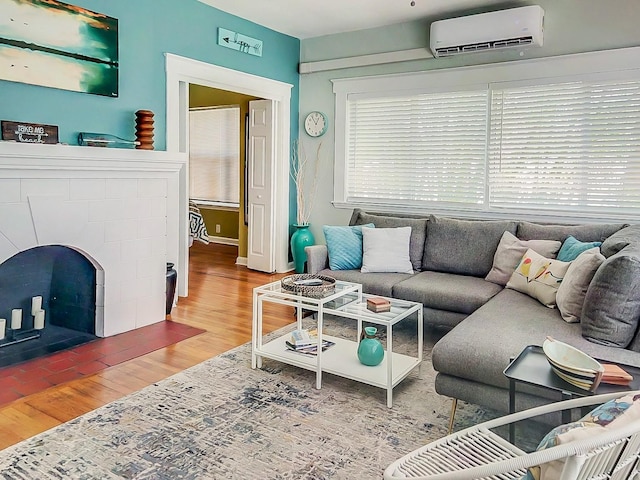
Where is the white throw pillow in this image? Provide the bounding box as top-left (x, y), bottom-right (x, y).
top-left (361, 227), bottom-right (413, 274)
top-left (485, 231), bottom-right (562, 286)
top-left (556, 247), bottom-right (605, 323)
top-left (506, 249), bottom-right (571, 308)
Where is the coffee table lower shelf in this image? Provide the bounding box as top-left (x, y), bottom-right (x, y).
top-left (254, 333), bottom-right (421, 404)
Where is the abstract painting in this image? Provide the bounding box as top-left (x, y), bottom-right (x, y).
top-left (0, 0), bottom-right (118, 97)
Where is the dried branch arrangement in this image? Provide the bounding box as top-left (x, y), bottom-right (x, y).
top-left (291, 139), bottom-right (321, 225)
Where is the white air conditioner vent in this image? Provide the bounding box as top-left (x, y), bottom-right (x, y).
top-left (430, 6), bottom-right (544, 58)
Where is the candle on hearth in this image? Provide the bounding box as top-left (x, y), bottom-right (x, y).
top-left (11, 309), bottom-right (22, 330)
top-left (0, 319), bottom-right (5, 340)
top-left (31, 296), bottom-right (43, 316)
top-left (34, 309), bottom-right (45, 330)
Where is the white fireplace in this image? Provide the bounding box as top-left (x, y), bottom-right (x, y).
top-left (0, 142), bottom-right (187, 337)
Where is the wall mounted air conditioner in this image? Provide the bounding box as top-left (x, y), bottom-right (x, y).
top-left (430, 5), bottom-right (544, 58)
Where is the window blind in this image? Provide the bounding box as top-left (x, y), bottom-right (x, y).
top-left (189, 107), bottom-right (240, 205)
top-left (346, 90), bottom-right (488, 206)
top-left (489, 79), bottom-right (640, 215)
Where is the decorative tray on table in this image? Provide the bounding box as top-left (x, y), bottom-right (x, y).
top-left (281, 274), bottom-right (336, 298)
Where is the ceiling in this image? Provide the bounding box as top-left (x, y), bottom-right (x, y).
top-left (198, 0), bottom-right (507, 39)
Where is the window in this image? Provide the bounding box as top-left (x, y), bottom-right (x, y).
top-left (189, 106), bottom-right (240, 206)
top-left (333, 47), bottom-right (640, 221)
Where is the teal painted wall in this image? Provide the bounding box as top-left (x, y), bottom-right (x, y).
top-left (0, 0), bottom-right (300, 153)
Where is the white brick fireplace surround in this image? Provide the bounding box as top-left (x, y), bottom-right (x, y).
top-left (0, 143), bottom-right (187, 337)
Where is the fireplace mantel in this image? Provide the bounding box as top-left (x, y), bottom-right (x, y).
top-left (0, 142), bottom-right (188, 336)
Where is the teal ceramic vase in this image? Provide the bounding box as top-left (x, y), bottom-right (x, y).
top-left (291, 224), bottom-right (315, 273)
top-left (357, 326), bottom-right (384, 366)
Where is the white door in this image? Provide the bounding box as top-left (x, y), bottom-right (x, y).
top-left (247, 99), bottom-right (276, 272)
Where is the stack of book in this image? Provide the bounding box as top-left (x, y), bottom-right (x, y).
top-left (367, 297), bottom-right (391, 313)
top-left (285, 329), bottom-right (334, 356)
top-left (601, 363), bottom-right (634, 386)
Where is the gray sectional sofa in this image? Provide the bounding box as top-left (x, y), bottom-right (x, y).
top-left (306, 209), bottom-right (640, 414)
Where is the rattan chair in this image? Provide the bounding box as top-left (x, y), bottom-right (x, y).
top-left (384, 391), bottom-right (640, 480)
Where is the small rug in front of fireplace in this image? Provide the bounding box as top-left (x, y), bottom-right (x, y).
top-left (0, 321), bottom-right (205, 406)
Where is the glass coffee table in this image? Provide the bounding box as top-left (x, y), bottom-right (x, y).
top-left (252, 279), bottom-right (423, 408)
top-left (504, 345), bottom-right (640, 442)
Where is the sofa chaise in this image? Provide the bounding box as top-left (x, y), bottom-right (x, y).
top-left (306, 209), bottom-right (640, 414)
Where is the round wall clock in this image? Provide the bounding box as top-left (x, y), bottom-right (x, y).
top-left (304, 111), bottom-right (328, 137)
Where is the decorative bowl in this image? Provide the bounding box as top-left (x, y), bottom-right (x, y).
top-left (542, 337), bottom-right (604, 391)
top-left (281, 274), bottom-right (336, 298)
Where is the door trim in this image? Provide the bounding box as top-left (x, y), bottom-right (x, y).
top-left (165, 53), bottom-right (293, 295)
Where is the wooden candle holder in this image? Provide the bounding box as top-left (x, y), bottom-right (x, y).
top-left (135, 109), bottom-right (155, 150)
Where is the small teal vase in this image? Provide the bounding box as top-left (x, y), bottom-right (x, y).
top-left (290, 224), bottom-right (315, 273)
top-left (357, 326), bottom-right (384, 366)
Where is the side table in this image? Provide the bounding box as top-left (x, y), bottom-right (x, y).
top-left (503, 345), bottom-right (640, 443)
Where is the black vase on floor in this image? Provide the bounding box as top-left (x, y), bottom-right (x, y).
top-left (166, 263), bottom-right (177, 315)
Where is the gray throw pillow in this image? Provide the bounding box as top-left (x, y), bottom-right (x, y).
top-left (556, 247), bottom-right (605, 323)
top-left (423, 216), bottom-right (517, 277)
top-left (485, 231), bottom-right (562, 286)
top-left (350, 209), bottom-right (427, 272)
top-left (600, 224), bottom-right (640, 257)
top-left (581, 249), bottom-right (640, 348)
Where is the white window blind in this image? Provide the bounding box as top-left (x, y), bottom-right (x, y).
top-left (346, 90), bottom-right (489, 206)
top-left (189, 106), bottom-right (240, 205)
top-left (489, 78), bottom-right (640, 216)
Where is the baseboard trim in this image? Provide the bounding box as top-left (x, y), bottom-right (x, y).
top-left (236, 256), bottom-right (247, 266)
top-left (209, 236), bottom-right (239, 246)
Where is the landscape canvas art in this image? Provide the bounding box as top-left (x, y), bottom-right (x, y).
top-left (0, 0), bottom-right (118, 96)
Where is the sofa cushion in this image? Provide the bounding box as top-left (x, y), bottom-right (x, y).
top-left (517, 221), bottom-right (625, 243)
top-left (317, 268), bottom-right (411, 297)
top-left (485, 231), bottom-right (561, 286)
top-left (506, 249), bottom-right (571, 308)
top-left (601, 224), bottom-right (640, 257)
top-left (422, 216), bottom-right (517, 277)
top-left (323, 224), bottom-right (374, 270)
top-left (361, 227), bottom-right (413, 274)
top-left (557, 235), bottom-right (602, 262)
top-left (581, 248), bottom-right (640, 348)
top-left (350, 209), bottom-right (427, 271)
top-left (393, 271), bottom-right (503, 315)
top-left (432, 288), bottom-right (640, 395)
top-left (556, 248), bottom-right (605, 323)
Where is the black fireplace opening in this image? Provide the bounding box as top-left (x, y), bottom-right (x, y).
top-left (0, 245), bottom-right (98, 368)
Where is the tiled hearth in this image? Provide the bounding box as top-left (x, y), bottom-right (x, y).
top-left (0, 143), bottom-right (187, 341)
top-left (0, 320), bottom-right (205, 406)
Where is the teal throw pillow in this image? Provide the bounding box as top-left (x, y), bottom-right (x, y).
top-left (323, 224), bottom-right (374, 270)
top-left (557, 236), bottom-right (602, 262)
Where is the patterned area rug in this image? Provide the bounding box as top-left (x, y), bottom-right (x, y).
top-left (0, 319), bottom-right (504, 479)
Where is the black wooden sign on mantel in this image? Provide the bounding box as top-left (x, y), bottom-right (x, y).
top-left (1, 120), bottom-right (59, 144)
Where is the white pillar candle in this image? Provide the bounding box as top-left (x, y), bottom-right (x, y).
top-left (31, 296), bottom-right (43, 316)
top-left (0, 319), bottom-right (5, 340)
top-left (11, 309), bottom-right (22, 330)
top-left (34, 309), bottom-right (45, 330)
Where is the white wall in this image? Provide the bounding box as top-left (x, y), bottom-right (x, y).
top-left (299, 0), bottom-right (640, 243)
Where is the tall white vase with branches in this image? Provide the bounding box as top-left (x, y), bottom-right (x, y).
top-left (290, 140), bottom-right (321, 272)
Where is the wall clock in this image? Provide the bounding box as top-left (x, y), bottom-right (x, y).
top-left (304, 111), bottom-right (328, 137)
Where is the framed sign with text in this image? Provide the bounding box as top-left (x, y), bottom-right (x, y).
top-left (1, 120), bottom-right (59, 144)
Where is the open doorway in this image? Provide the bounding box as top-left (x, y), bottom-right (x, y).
top-left (165, 53), bottom-right (293, 298)
top-left (188, 85), bottom-right (261, 263)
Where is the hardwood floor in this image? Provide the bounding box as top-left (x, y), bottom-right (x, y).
top-left (0, 242), bottom-right (292, 450)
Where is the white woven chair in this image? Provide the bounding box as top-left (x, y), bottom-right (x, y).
top-left (385, 391), bottom-right (640, 480)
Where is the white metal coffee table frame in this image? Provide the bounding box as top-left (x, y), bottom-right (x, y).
top-left (252, 280), bottom-right (423, 407)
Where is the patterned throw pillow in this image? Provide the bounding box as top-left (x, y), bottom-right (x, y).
top-left (323, 224), bottom-right (374, 270)
top-left (522, 392), bottom-right (640, 480)
top-left (506, 249), bottom-right (571, 307)
top-left (557, 235), bottom-right (602, 262)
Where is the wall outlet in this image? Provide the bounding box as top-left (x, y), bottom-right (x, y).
top-left (215, 224), bottom-right (221, 234)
